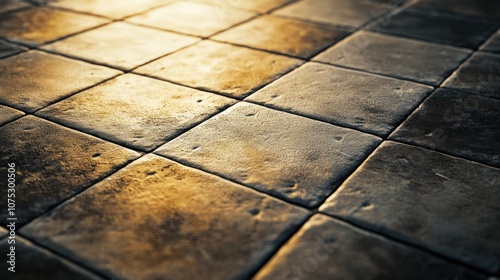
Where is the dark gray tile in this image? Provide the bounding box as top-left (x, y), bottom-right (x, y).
top-left (256, 214), bottom-right (487, 280)
top-left (0, 104), bottom-right (24, 126)
top-left (0, 238), bottom-right (100, 279)
top-left (320, 141), bottom-right (500, 274)
top-left (42, 22), bottom-right (199, 70)
top-left (135, 41), bottom-right (302, 98)
top-left (0, 7), bottom-right (109, 46)
top-left (391, 89), bottom-right (500, 167)
top-left (37, 74), bottom-right (236, 151)
top-left (371, 8), bottom-right (499, 48)
top-left (248, 62), bottom-right (432, 136)
top-left (314, 31), bottom-right (471, 85)
top-left (0, 116), bottom-right (139, 224)
top-left (481, 29), bottom-right (500, 53)
top-left (412, 0), bottom-right (500, 21)
top-left (21, 154), bottom-right (309, 280)
top-left (213, 15), bottom-right (349, 59)
top-left (156, 102), bottom-right (381, 207)
top-left (0, 51), bottom-right (121, 112)
top-left (443, 52), bottom-right (500, 99)
top-left (0, 39), bottom-right (25, 58)
top-left (273, 0), bottom-right (388, 28)
top-left (127, 1), bottom-right (256, 37)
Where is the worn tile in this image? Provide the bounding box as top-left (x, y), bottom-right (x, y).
top-left (443, 52), bottom-right (500, 99)
top-left (320, 141), bottom-right (500, 274)
top-left (314, 31), bottom-right (471, 85)
top-left (0, 105), bottom-right (24, 126)
top-left (0, 7), bottom-right (109, 46)
top-left (156, 103), bottom-right (380, 207)
top-left (0, 227), bottom-right (7, 239)
top-left (0, 39), bottom-right (25, 58)
top-left (213, 15), bottom-right (349, 59)
top-left (256, 215), bottom-right (487, 280)
top-left (0, 116), bottom-right (139, 224)
top-left (127, 1), bottom-right (256, 37)
top-left (21, 154), bottom-right (309, 280)
top-left (413, 0), bottom-right (500, 21)
top-left (0, 51), bottom-right (121, 112)
top-left (49, 0), bottom-right (175, 19)
top-left (38, 74), bottom-right (236, 151)
top-left (197, 0), bottom-right (294, 13)
top-left (136, 40), bottom-right (302, 98)
top-left (249, 63), bottom-right (432, 136)
top-left (371, 8), bottom-right (499, 49)
top-left (390, 89), bottom-right (500, 167)
top-left (43, 22), bottom-right (199, 70)
top-left (0, 0), bottom-right (30, 15)
top-left (481, 29), bottom-right (500, 53)
top-left (273, 0), bottom-right (388, 28)
top-left (0, 238), bottom-right (100, 280)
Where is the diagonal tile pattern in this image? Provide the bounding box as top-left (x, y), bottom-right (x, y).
top-left (1, 0), bottom-right (499, 278)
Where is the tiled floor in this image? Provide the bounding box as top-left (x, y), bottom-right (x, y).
top-left (0, 0), bottom-right (499, 279)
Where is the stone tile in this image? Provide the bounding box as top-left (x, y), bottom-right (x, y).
top-left (0, 238), bottom-right (100, 280)
top-left (21, 154), bottom-right (309, 280)
top-left (156, 103), bottom-right (381, 207)
top-left (43, 22), bottom-right (199, 70)
top-left (0, 51), bottom-right (121, 112)
top-left (0, 0), bottom-right (30, 15)
top-left (49, 0), bottom-right (175, 19)
top-left (320, 141), bottom-right (500, 274)
top-left (256, 215), bottom-right (487, 280)
top-left (0, 227), bottom-right (7, 239)
top-left (371, 8), bottom-right (499, 49)
top-left (0, 116), bottom-right (139, 224)
top-left (127, 1), bottom-right (256, 37)
top-left (273, 0), bottom-right (388, 28)
top-left (314, 31), bottom-right (471, 85)
top-left (38, 74), bottom-right (236, 151)
top-left (213, 15), bottom-right (349, 59)
top-left (443, 52), bottom-right (500, 99)
top-left (481, 29), bottom-right (500, 53)
top-left (391, 89), bottom-right (500, 167)
top-left (136, 41), bottom-right (302, 98)
top-left (197, 0), bottom-right (294, 13)
top-left (0, 39), bottom-right (25, 58)
top-left (413, 0), bottom-right (500, 21)
top-left (0, 7), bottom-right (109, 46)
top-left (249, 63), bottom-right (432, 136)
top-left (0, 105), bottom-right (24, 126)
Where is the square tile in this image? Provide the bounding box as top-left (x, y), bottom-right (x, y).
top-left (213, 15), bottom-right (349, 59)
top-left (273, 0), bottom-right (388, 28)
top-left (0, 39), bottom-right (25, 58)
top-left (0, 0), bottom-right (30, 15)
top-left (0, 7), bottom-right (109, 46)
top-left (0, 104), bottom-right (24, 126)
top-left (413, 0), bottom-right (500, 21)
top-left (0, 238), bottom-right (100, 280)
top-left (0, 51), bottom-right (121, 112)
top-left (38, 74), bottom-right (236, 151)
top-left (0, 227), bottom-right (7, 239)
top-left (0, 116), bottom-right (139, 224)
top-left (371, 8), bottom-right (499, 48)
top-left (127, 1), bottom-right (256, 37)
top-left (136, 40), bottom-right (302, 98)
top-left (49, 0), bottom-right (175, 19)
top-left (43, 22), bottom-right (199, 70)
top-left (390, 89), bottom-right (500, 167)
top-left (320, 141), bottom-right (500, 274)
top-left (249, 63), bottom-right (433, 136)
top-left (197, 0), bottom-right (294, 13)
top-left (314, 31), bottom-right (471, 85)
top-left (443, 52), bottom-right (500, 99)
top-left (156, 103), bottom-right (381, 207)
top-left (256, 215), bottom-right (486, 280)
top-left (481, 29), bottom-right (500, 53)
top-left (21, 155), bottom-right (309, 280)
